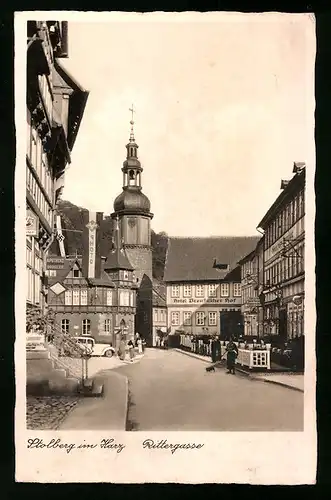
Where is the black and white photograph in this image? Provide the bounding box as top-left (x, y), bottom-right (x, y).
top-left (15, 11), bottom-right (316, 484)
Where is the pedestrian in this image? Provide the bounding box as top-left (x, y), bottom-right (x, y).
top-left (226, 337), bottom-right (238, 374)
top-left (215, 336), bottom-right (221, 361)
top-left (211, 337), bottom-right (217, 363)
top-left (137, 337), bottom-right (143, 354)
top-left (118, 338), bottom-right (126, 361)
top-left (128, 339), bottom-right (135, 362)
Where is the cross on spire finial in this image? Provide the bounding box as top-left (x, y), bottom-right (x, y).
top-left (129, 103), bottom-right (135, 122)
top-left (129, 104), bottom-right (135, 141)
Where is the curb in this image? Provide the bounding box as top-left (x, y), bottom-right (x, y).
top-left (123, 375), bottom-right (129, 431)
top-left (174, 348), bottom-right (304, 392)
top-left (254, 378), bottom-right (304, 393)
top-left (173, 348), bottom-right (211, 363)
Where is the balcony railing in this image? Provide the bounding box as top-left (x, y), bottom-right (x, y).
top-left (179, 334), bottom-right (271, 370)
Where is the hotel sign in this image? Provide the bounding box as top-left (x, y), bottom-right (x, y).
top-left (171, 297), bottom-right (241, 305)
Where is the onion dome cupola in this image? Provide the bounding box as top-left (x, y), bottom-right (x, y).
top-left (104, 216), bottom-right (133, 272)
top-left (113, 107), bottom-right (152, 216)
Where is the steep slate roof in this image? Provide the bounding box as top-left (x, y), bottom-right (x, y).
top-left (164, 236), bottom-right (261, 283)
top-left (152, 279), bottom-right (167, 307)
top-left (47, 257), bottom-right (114, 288)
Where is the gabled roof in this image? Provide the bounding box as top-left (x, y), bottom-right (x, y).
top-left (152, 279), bottom-right (167, 307)
top-left (53, 60), bottom-right (89, 151)
top-left (164, 236), bottom-right (261, 283)
top-left (88, 271), bottom-right (115, 288)
top-left (47, 257), bottom-right (115, 288)
top-left (47, 258), bottom-right (87, 286)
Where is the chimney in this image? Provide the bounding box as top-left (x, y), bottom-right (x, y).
top-left (280, 180), bottom-right (290, 190)
top-left (293, 161), bottom-right (306, 174)
top-left (82, 210), bottom-right (103, 279)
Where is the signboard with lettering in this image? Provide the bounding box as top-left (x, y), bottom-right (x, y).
top-left (246, 297), bottom-right (260, 306)
top-left (270, 230), bottom-right (294, 256)
top-left (46, 257), bottom-right (74, 270)
top-left (26, 210), bottom-right (38, 236)
top-left (86, 214), bottom-right (98, 279)
top-left (171, 297), bottom-right (241, 305)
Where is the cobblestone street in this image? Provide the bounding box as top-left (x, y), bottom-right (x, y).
top-left (26, 395), bottom-right (80, 430)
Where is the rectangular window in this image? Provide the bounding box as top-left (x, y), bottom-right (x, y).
top-left (123, 270), bottom-right (129, 280)
top-left (65, 290), bottom-right (72, 305)
top-left (106, 290), bottom-right (112, 306)
top-left (120, 290), bottom-right (130, 306)
top-left (183, 285), bottom-right (191, 297)
top-left (171, 285), bottom-right (180, 298)
top-left (104, 319), bottom-right (111, 334)
top-left (82, 319), bottom-right (91, 336)
top-left (160, 309), bottom-right (165, 322)
top-left (153, 309), bottom-right (158, 322)
top-left (72, 289), bottom-right (80, 305)
top-left (195, 284), bottom-right (204, 297)
top-left (73, 269), bottom-right (80, 278)
top-left (81, 289), bottom-right (88, 305)
top-left (31, 127), bottom-right (37, 169)
top-left (233, 283), bottom-right (241, 297)
top-left (183, 311), bottom-right (192, 326)
top-left (196, 311), bottom-right (205, 326)
top-left (171, 311), bottom-right (180, 326)
top-left (208, 284), bottom-right (217, 297)
top-left (61, 319), bottom-right (69, 334)
top-left (220, 283), bottom-right (229, 297)
top-left (34, 273), bottom-right (40, 304)
top-left (208, 312), bottom-right (217, 326)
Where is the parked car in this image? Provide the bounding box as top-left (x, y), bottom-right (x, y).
top-left (62, 336), bottom-right (115, 358)
top-left (76, 337), bottom-right (116, 358)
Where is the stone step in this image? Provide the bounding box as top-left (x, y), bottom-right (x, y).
top-left (49, 368), bottom-right (67, 380)
top-left (26, 376), bottom-right (50, 396)
top-left (26, 350), bottom-right (51, 360)
top-left (48, 377), bottom-right (79, 395)
top-left (26, 358), bottom-right (55, 376)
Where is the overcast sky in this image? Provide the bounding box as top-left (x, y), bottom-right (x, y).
top-left (60, 12), bottom-right (315, 237)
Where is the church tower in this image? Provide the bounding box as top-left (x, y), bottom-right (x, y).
top-left (111, 108), bottom-right (153, 344)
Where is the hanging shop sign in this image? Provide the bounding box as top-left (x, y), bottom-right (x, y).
top-left (26, 210), bottom-right (38, 236)
top-left (86, 213), bottom-right (98, 279)
top-left (292, 295), bottom-right (303, 306)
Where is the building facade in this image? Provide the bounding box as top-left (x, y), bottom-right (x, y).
top-left (46, 213), bottom-right (137, 349)
top-left (26, 20), bottom-right (88, 318)
top-left (152, 280), bottom-right (167, 346)
top-left (239, 249), bottom-right (260, 337)
top-left (164, 237), bottom-right (260, 338)
top-left (257, 163), bottom-right (305, 341)
top-left (111, 117), bottom-right (154, 345)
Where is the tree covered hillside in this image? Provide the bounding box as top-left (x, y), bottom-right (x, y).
top-left (51, 200), bottom-right (168, 280)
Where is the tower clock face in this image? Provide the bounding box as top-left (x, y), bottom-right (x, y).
top-left (128, 218), bottom-right (136, 228)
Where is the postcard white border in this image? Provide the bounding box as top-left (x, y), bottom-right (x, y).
top-left (15, 11), bottom-right (316, 484)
